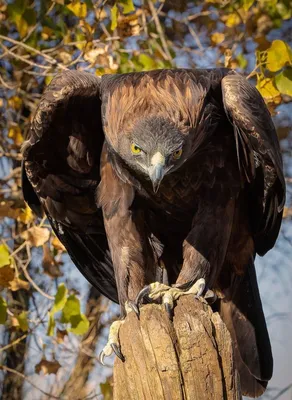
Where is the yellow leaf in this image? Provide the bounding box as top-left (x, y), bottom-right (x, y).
top-left (17, 311), bottom-right (29, 332)
top-left (51, 236), bottom-right (66, 252)
top-left (8, 96), bottom-right (22, 110)
top-left (16, 16), bottom-right (28, 38)
top-left (0, 245), bottom-right (10, 268)
top-left (8, 125), bottom-right (24, 146)
top-left (111, 4), bottom-right (118, 31)
top-left (225, 13), bottom-right (241, 28)
top-left (266, 40), bottom-right (292, 72)
top-left (67, 1), bottom-right (87, 18)
top-left (21, 226), bottom-right (50, 247)
top-left (35, 358), bottom-right (61, 375)
top-left (256, 77), bottom-right (281, 103)
top-left (41, 26), bottom-right (54, 40)
top-left (211, 32), bottom-right (225, 45)
top-left (18, 206), bottom-right (34, 225)
top-left (9, 277), bottom-right (30, 291)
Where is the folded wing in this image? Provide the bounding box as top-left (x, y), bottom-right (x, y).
top-left (222, 73), bottom-right (285, 255)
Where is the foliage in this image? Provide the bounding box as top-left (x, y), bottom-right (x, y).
top-left (0, 0), bottom-right (291, 398)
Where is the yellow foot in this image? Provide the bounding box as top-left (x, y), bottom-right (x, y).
top-left (135, 278), bottom-right (214, 318)
top-left (99, 301), bottom-right (139, 365)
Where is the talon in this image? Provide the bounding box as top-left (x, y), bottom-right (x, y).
top-left (125, 300), bottom-right (140, 318)
top-left (99, 350), bottom-right (106, 366)
top-left (204, 289), bottom-right (217, 304)
top-left (99, 320), bottom-right (124, 366)
top-left (135, 285), bottom-right (151, 305)
top-left (164, 301), bottom-right (173, 320)
top-left (111, 343), bottom-right (125, 362)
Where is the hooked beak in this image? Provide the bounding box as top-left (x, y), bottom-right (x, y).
top-left (148, 152), bottom-right (166, 193)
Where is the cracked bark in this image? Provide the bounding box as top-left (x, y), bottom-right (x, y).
top-left (113, 295), bottom-right (242, 400)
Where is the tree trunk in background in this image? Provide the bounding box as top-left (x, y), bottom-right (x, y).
top-left (113, 296), bottom-right (242, 400)
top-left (60, 287), bottom-right (103, 399)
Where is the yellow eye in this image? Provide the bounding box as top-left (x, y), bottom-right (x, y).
top-left (131, 143), bottom-right (142, 154)
top-left (172, 148), bottom-right (183, 160)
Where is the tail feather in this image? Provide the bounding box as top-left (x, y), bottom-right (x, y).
top-left (218, 260), bottom-right (272, 397)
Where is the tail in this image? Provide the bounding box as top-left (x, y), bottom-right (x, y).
top-left (218, 260), bottom-right (273, 398)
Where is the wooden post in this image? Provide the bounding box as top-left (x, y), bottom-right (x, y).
top-left (113, 295), bottom-right (242, 400)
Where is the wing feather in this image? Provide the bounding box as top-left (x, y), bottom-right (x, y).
top-left (222, 73), bottom-right (285, 254)
top-left (22, 70), bottom-right (118, 300)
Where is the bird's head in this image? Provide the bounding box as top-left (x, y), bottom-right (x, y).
top-left (118, 117), bottom-right (191, 193)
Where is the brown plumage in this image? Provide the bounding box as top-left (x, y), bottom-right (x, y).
top-left (22, 68), bottom-right (285, 397)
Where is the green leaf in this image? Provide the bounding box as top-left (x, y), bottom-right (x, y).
top-left (47, 311), bottom-right (55, 336)
top-left (52, 284), bottom-right (68, 314)
top-left (0, 245), bottom-right (10, 268)
top-left (266, 40), bottom-right (292, 72)
top-left (69, 313), bottom-right (89, 335)
top-left (0, 297), bottom-right (7, 325)
top-left (110, 4), bottom-right (118, 31)
top-left (100, 378), bottom-right (113, 400)
top-left (17, 311), bottom-right (29, 332)
top-left (61, 295), bottom-right (81, 323)
top-left (23, 9), bottom-right (36, 26)
top-left (119, 0), bottom-right (135, 14)
top-left (138, 54), bottom-right (156, 70)
top-left (275, 69), bottom-right (292, 96)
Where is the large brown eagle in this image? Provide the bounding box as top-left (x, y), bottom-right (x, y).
top-left (22, 68), bottom-right (285, 398)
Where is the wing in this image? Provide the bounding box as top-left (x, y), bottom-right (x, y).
top-left (221, 73), bottom-right (285, 255)
top-left (22, 70), bottom-right (118, 302)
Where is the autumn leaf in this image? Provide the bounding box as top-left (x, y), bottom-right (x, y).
top-left (56, 328), bottom-right (68, 343)
top-left (61, 294), bottom-right (89, 335)
top-left (9, 277), bottom-right (30, 291)
top-left (35, 358), bottom-right (61, 375)
top-left (21, 226), bottom-right (50, 247)
top-left (225, 13), bottom-right (241, 28)
top-left (8, 125), bottom-right (24, 146)
top-left (42, 244), bottom-right (63, 278)
top-left (0, 201), bottom-right (21, 219)
top-left (0, 244), bottom-right (10, 268)
top-left (67, 1), bottom-right (87, 18)
top-left (211, 32), bottom-right (225, 45)
top-left (275, 69), bottom-right (292, 97)
top-left (18, 206), bottom-right (34, 225)
top-left (111, 4), bottom-right (118, 30)
top-left (8, 96), bottom-right (22, 110)
top-left (256, 77), bottom-right (281, 103)
top-left (51, 236), bottom-right (66, 252)
top-left (266, 40), bottom-right (292, 72)
top-left (47, 284), bottom-right (68, 336)
top-left (119, 0), bottom-right (135, 14)
top-left (0, 296), bottom-right (7, 325)
top-left (17, 311), bottom-right (29, 332)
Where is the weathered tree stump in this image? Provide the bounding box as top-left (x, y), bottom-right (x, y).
top-left (113, 296), bottom-right (242, 400)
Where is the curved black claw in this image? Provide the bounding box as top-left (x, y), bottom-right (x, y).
top-left (99, 350), bottom-right (108, 366)
top-left (127, 301), bottom-right (140, 318)
top-left (195, 280), bottom-right (206, 299)
top-left (204, 289), bottom-right (217, 304)
top-left (135, 285), bottom-right (151, 306)
top-left (164, 302), bottom-right (174, 320)
top-left (111, 343), bottom-right (125, 362)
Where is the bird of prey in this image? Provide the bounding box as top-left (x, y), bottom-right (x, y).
top-left (22, 68), bottom-right (285, 398)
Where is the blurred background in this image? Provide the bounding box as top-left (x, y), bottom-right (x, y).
top-left (0, 0), bottom-right (291, 399)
